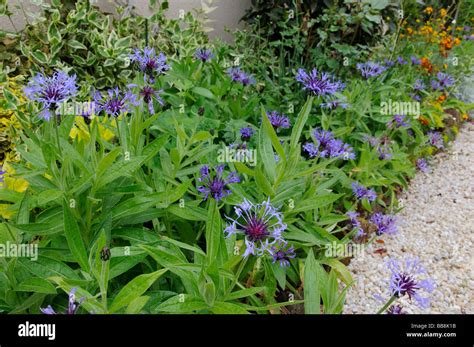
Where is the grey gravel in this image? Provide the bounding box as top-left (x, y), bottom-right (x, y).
top-left (344, 122), bottom-right (474, 314)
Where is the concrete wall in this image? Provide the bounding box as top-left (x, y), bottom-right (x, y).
top-left (0, 0), bottom-right (251, 42)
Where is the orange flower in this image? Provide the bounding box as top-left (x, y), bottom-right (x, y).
top-left (437, 94), bottom-right (447, 102)
top-left (420, 57), bottom-right (433, 73)
top-left (454, 37), bottom-right (461, 45)
top-left (425, 7), bottom-right (433, 14)
top-left (419, 116), bottom-right (430, 125)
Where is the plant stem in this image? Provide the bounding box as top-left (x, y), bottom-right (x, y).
top-left (376, 295), bottom-right (397, 314)
top-left (54, 116), bottom-right (62, 158)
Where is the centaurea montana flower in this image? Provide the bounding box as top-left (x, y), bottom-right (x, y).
top-left (303, 128), bottom-right (355, 160)
top-left (356, 61), bottom-right (387, 79)
top-left (240, 127), bottom-right (254, 141)
top-left (427, 131), bottom-right (444, 149)
top-left (351, 182), bottom-right (377, 202)
top-left (197, 165), bottom-right (240, 201)
top-left (320, 98), bottom-right (349, 110)
top-left (387, 304), bottom-right (406, 314)
top-left (227, 67), bottom-right (255, 86)
top-left (224, 198), bottom-right (287, 258)
top-left (386, 257), bottom-right (434, 308)
top-left (370, 212), bottom-right (397, 235)
top-left (397, 56), bottom-right (408, 65)
top-left (377, 142), bottom-right (393, 160)
top-left (93, 88), bottom-right (138, 117)
top-left (413, 79), bottom-right (426, 91)
top-left (266, 111), bottom-right (290, 131)
top-left (431, 72), bottom-right (455, 91)
top-left (270, 241), bottom-right (296, 267)
top-left (387, 114), bottom-right (410, 129)
top-left (0, 167), bottom-right (6, 184)
top-left (347, 211), bottom-right (364, 237)
top-left (41, 288), bottom-right (84, 315)
top-left (23, 70), bottom-right (78, 121)
top-left (130, 47), bottom-right (169, 79)
top-left (194, 48), bottom-right (214, 62)
top-left (416, 158), bottom-right (431, 173)
top-left (295, 68), bottom-right (345, 96)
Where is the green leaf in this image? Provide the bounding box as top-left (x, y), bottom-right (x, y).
top-left (290, 194), bottom-right (343, 213)
top-left (16, 278), bottom-right (57, 294)
top-left (167, 204), bottom-right (207, 221)
top-left (68, 39), bottom-right (87, 50)
top-left (95, 156), bottom-right (146, 189)
top-left (304, 249), bottom-right (324, 314)
top-left (31, 51), bottom-right (49, 65)
top-left (205, 199), bottom-right (222, 264)
top-left (156, 294), bottom-right (208, 313)
top-left (261, 107), bottom-right (286, 162)
top-left (258, 107), bottom-right (276, 183)
top-left (226, 287), bottom-right (266, 301)
top-left (109, 269), bottom-right (167, 313)
top-left (63, 206), bottom-right (90, 272)
top-left (290, 96), bottom-right (314, 151)
top-left (47, 22), bottom-right (61, 43)
top-left (211, 301), bottom-right (250, 314)
top-left (192, 87), bottom-right (216, 99)
top-left (125, 296), bottom-right (150, 314)
top-left (18, 256), bottom-right (80, 280)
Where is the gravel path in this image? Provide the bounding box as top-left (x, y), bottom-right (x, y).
top-left (344, 122), bottom-right (474, 314)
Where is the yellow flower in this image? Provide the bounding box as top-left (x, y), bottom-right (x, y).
top-left (440, 9), bottom-right (447, 17)
top-left (1, 161), bottom-right (28, 193)
top-left (70, 116), bottom-right (116, 143)
top-left (425, 7), bottom-right (433, 14)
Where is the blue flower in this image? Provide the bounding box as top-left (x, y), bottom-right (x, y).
top-left (387, 304), bottom-right (406, 314)
top-left (397, 56), bottom-right (408, 65)
top-left (270, 242), bottom-right (295, 267)
top-left (356, 61), bottom-right (387, 79)
top-left (0, 168), bottom-right (6, 184)
top-left (431, 72), bottom-right (455, 91)
top-left (227, 67), bottom-right (255, 86)
top-left (41, 288), bottom-right (84, 315)
top-left (386, 257), bottom-right (434, 308)
top-left (347, 211), bottom-right (364, 237)
top-left (23, 70), bottom-right (78, 120)
top-left (93, 87), bottom-right (138, 117)
top-left (416, 158), bottom-right (430, 173)
top-left (295, 68), bottom-right (345, 96)
top-left (377, 143), bottom-right (393, 160)
top-left (352, 182), bottom-right (377, 202)
top-left (195, 48), bottom-right (214, 62)
top-left (197, 164), bottom-right (240, 201)
top-left (240, 127), bottom-right (254, 141)
top-left (413, 79), bottom-right (426, 91)
top-left (130, 47), bottom-right (169, 80)
top-left (266, 111), bottom-right (290, 131)
top-left (427, 131), bottom-right (444, 149)
top-left (388, 114), bottom-right (410, 129)
top-left (410, 56), bottom-right (421, 65)
top-left (303, 128), bottom-right (355, 160)
top-left (224, 198), bottom-right (287, 258)
top-left (370, 212), bottom-right (397, 235)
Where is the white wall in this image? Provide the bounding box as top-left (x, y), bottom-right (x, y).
top-left (0, 0), bottom-right (251, 42)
